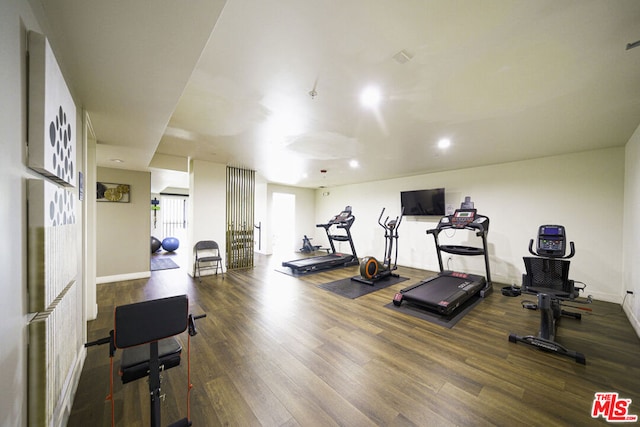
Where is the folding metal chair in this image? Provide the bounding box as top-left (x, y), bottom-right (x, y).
top-left (193, 240), bottom-right (224, 280)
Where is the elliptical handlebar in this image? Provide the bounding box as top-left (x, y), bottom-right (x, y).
top-left (377, 207), bottom-right (403, 231)
top-left (377, 208), bottom-right (387, 229)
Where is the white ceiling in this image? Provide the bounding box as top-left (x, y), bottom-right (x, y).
top-left (32, 0), bottom-right (640, 192)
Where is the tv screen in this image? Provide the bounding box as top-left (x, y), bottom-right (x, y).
top-left (401, 188), bottom-right (445, 216)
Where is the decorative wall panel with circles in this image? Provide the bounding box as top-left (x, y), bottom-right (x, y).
top-left (27, 31), bottom-right (76, 188)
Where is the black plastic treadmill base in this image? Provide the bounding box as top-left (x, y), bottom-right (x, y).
top-left (399, 271), bottom-right (486, 316)
top-left (281, 253), bottom-right (357, 275)
top-left (385, 294), bottom-right (482, 329)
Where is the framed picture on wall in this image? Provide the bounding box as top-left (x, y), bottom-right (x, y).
top-left (97, 182), bottom-right (130, 203)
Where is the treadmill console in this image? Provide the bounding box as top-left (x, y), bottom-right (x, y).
top-left (436, 209), bottom-right (488, 232)
top-left (319, 206), bottom-right (354, 227)
top-left (451, 209), bottom-right (476, 228)
top-left (535, 225), bottom-right (566, 257)
top-left (333, 209), bottom-right (353, 224)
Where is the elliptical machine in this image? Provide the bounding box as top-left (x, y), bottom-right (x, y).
top-left (508, 225), bottom-right (591, 364)
top-left (352, 207), bottom-right (403, 285)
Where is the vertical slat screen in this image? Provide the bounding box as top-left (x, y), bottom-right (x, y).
top-left (226, 167), bottom-right (255, 269)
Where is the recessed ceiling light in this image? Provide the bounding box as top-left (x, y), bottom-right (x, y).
top-left (110, 158), bottom-right (124, 163)
top-left (438, 138), bottom-right (451, 149)
top-left (349, 160), bottom-right (359, 168)
top-left (360, 86), bottom-right (381, 109)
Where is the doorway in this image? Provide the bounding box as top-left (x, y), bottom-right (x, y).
top-left (272, 192), bottom-right (295, 256)
top-left (155, 195), bottom-right (189, 267)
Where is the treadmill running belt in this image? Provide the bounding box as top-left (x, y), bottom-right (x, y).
top-left (284, 253), bottom-right (350, 267)
top-left (281, 253), bottom-right (357, 274)
top-left (408, 275), bottom-right (468, 301)
top-left (399, 272), bottom-right (485, 315)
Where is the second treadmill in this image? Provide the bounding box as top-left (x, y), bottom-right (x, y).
top-left (282, 206), bottom-right (358, 274)
top-left (393, 199), bottom-right (492, 316)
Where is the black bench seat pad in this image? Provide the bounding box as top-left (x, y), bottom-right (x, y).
top-left (120, 337), bottom-right (182, 384)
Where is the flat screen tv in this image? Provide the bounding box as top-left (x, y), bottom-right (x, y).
top-left (401, 188), bottom-right (445, 216)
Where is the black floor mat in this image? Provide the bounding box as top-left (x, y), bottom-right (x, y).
top-left (318, 275), bottom-right (409, 299)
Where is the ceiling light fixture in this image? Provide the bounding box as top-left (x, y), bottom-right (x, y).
top-left (360, 86), bottom-right (381, 109)
top-left (110, 158), bottom-right (124, 163)
top-left (349, 160), bottom-right (359, 168)
top-left (438, 138), bottom-right (451, 149)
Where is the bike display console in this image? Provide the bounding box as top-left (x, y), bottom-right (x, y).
top-left (393, 206), bottom-right (493, 316)
top-left (534, 225), bottom-right (567, 257)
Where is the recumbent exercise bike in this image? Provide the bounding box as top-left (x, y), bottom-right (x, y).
top-left (508, 225), bottom-right (591, 364)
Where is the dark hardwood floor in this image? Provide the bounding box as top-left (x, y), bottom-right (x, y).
top-left (68, 252), bottom-right (640, 426)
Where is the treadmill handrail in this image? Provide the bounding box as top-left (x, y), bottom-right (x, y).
top-left (316, 215), bottom-right (354, 228)
top-left (428, 220), bottom-right (489, 235)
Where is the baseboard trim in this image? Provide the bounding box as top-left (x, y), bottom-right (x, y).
top-left (96, 271), bottom-right (151, 284)
top-left (623, 298), bottom-right (640, 339)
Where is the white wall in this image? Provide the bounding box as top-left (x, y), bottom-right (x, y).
top-left (1, 2), bottom-right (88, 424)
top-left (623, 124), bottom-right (640, 336)
top-left (83, 115), bottom-right (98, 320)
top-left (265, 184), bottom-right (316, 255)
top-left (1, 4), bottom-right (37, 423)
top-left (316, 148), bottom-right (625, 303)
top-left (254, 174), bottom-right (268, 253)
top-left (96, 167), bottom-right (151, 282)
top-left (188, 159), bottom-right (227, 275)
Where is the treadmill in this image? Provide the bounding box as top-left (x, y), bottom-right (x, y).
top-left (393, 200), bottom-right (492, 315)
top-left (282, 206), bottom-right (358, 274)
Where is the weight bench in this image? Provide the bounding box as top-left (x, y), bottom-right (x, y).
top-left (86, 294), bottom-right (205, 427)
